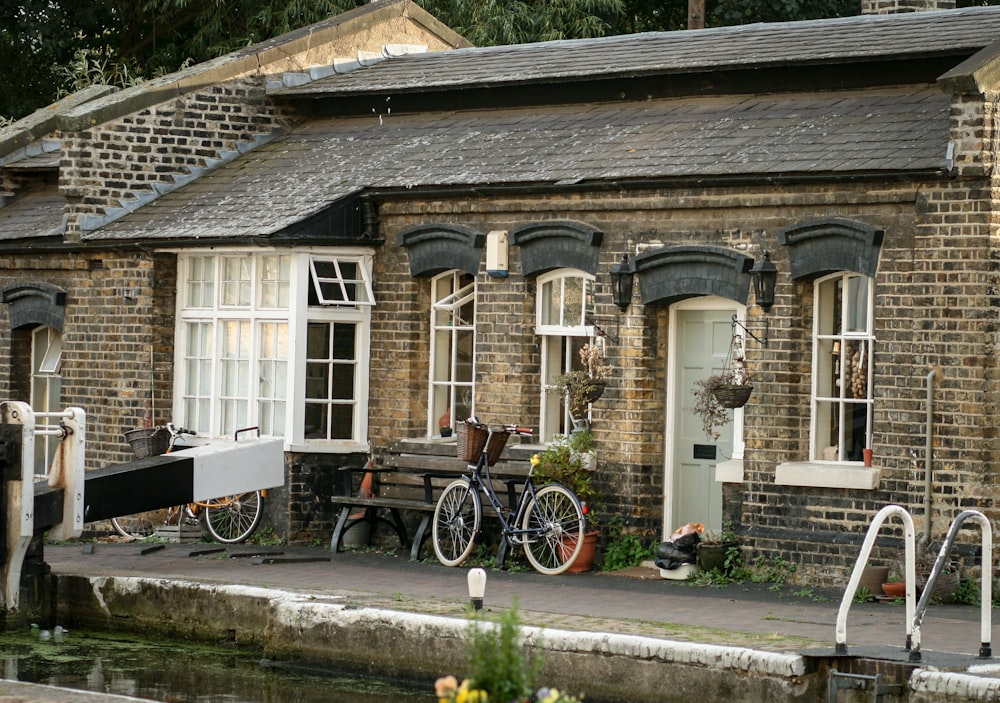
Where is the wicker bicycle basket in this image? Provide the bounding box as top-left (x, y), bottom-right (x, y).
top-left (484, 430), bottom-right (511, 466)
top-left (713, 384), bottom-right (754, 409)
top-left (457, 422), bottom-right (489, 462)
top-left (124, 426), bottom-right (169, 459)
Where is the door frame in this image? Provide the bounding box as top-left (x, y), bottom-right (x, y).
top-left (662, 296), bottom-right (745, 539)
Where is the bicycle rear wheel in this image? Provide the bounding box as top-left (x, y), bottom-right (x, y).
top-left (201, 491), bottom-right (263, 543)
top-left (432, 479), bottom-right (482, 567)
top-left (521, 483), bottom-right (585, 575)
top-left (110, 509), bottom-right (173, 540)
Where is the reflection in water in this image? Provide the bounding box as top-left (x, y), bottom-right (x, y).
top-left (3, 629), bottom-right (427, 702)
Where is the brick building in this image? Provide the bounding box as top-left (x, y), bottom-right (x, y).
top-left (2, 0), bottom-right (1000, 584)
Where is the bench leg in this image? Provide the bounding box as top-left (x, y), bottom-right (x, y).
top-left (411, 515), bottom-right (432, 561)
top-left (330, 506), bottom-right (352, 553)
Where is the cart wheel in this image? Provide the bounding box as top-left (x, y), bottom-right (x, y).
top-left (201, 491), bottom-right (263, 543)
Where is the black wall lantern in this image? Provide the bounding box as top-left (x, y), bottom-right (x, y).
top-left (733, 251), bottom-right (778, 346)
top-left (750, 251), bottom-right (777, 313)
top-left (610, 253), bottom-right (635, 313)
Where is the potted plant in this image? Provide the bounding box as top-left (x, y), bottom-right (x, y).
top-left (691, 356), bottom-right (753, 441)
top-left (552, 344), bottom-right (613, 422)
top-left (531, 430), bottom-right (602, 572)
top-left (695, 521), bottom-right (740, 573)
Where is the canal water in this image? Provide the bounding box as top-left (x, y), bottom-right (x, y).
top-left (2, 628), bottom-right (428, 702)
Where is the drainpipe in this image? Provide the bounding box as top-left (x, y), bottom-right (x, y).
top-left (920, 367), bottom-right (939, 550)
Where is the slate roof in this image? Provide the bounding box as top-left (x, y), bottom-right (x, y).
top-left (276, 6), bottom-right (1000, 97)
top-left (86, 85), bottom-right (950, 241)
top-left (0, 186), bottom-right (65, 241)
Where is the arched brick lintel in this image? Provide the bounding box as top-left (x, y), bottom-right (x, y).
top-left (635, 245), bottom-right (753, 307)
top-left (779, 218), bottom-right (884, 280)
top-left (398, 224), bottom-right (485, 277)
top-left (1, 282), bottom-right (67, 331)
top-left (509, 220), bottom-right (603, 277)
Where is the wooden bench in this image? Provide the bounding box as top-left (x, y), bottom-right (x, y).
top-left (329, 438), bottom-right (536, 561)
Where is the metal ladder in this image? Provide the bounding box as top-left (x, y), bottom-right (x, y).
top-left (828, 669), bottom-right (903, 703)
top-left (834, 504), bottom-right (993, 662)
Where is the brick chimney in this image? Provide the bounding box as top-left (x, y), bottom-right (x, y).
top-left (861, 0), bottom-right (955, 13)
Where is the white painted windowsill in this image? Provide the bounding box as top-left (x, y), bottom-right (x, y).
top-left (775, 461), bottom-right (881, 490)
top-left (715, 458), bottom-right (744, 483)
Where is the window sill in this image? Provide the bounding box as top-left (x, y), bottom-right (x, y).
top-left (715, 458), bottom-right (744, 483)
top-left (287, 441), bottom-right (370, 454)
top-left (775, 461), bottom-right (880, 490)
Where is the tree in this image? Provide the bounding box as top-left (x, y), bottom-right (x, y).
top-left (4, 0), bottom-right (998, 122)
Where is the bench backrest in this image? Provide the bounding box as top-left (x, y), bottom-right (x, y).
top-left (376, 439), bottom-right (537, 507)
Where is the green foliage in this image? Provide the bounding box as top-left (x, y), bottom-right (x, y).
top-left (245, 526), bottom-right (286, 546)
top-left (531, 431), bottom-right (601, 511)
top-left (693, 552), bottom-right (796, 587)
top-left (601, 516), bottom-right (652, 571)
top-left (466, 602), bottom-right (541, 703)
top-left (2, 0), bottom-right (938, 120)
top-left (853, 585), bottom-right (873, 603)
top-left (952, 576), bottom-right (980, 605)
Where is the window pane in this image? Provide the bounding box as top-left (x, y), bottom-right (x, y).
top-left (257, 321), bottom-right (288, 437)
top-left (187, 256), bottom-right (216, 307)
top-left (330, 404), bottom-right (354, 439)
top-left (222, 257), bottom-right (252, 307)
top-left (540, 279), bottom-right (559, 326)
top-left (564, 277), bottom-right (585, 327)
top-left (259, 255), bottom-right (290, 309)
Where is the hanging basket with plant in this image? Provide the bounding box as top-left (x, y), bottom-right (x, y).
top-left (691, 331), bottom-right (753, 440)
top-left (551, 343), bottom-right (613, 420)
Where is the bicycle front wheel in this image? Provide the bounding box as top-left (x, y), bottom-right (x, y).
top-left (432, 479), bottom-right (482, 567)
top-left (201, 491), bottom-right (263, 543)
top-left (110, 509), bottom-right (174, 540)
top-left (522, 483), bottom-right (585, 575)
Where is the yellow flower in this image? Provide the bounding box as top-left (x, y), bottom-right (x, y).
top-left (454, 679), bottom-right (488, 703)
top-left (539, 688), bottom-right (561, 703)
top-left (531, 454), bottom-right (540, 466)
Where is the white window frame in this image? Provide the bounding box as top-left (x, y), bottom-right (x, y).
top-left (31, 325), bottom-right (62, 476)
top-left (536, 269), bottom-right (596, 441)
top-left (173, 248), bottom-right (372, 452)
top-left (777, 271), bottom-right (878, 490)
top-left (428, 271), bottom-right (476, 437)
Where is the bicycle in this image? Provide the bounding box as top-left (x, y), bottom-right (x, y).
top-left (431, 420), bottom-right (586, 575)
top-left (110, 424), bottom-right (264, 544)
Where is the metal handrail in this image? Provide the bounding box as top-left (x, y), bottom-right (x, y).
top-left (835, 504), bottom-right (916, 654)
top-left (909, 509), bottom-right (993, 662)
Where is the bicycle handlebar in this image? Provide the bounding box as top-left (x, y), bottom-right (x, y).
top-left (165, 422), bottom-right (194, 437)
top-left (462, 419), bottom-right (533, 437)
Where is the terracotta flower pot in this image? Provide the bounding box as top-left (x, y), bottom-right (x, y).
top-left (882, 582), bottom-right (905, 598)
top-left (560, 530), bottom-right (599, 573)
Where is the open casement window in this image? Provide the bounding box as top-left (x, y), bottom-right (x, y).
top-left (31, 326), bottom-right (62, 476)
top-left (536, 270), bottom-right (596, 441)
top-left (308, 257), bottom-right (374, 306)
top-left (176, 251), bottom-right (371, 448)
top-left (811, 272), bottom-right (874, 462)
top-left (428, 271), bottom-right (476, 437)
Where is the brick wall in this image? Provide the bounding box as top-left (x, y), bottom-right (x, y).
top-left (371, 170), bottom-right (997, 584)
top-left (59, 79), bottom-right (292, 240)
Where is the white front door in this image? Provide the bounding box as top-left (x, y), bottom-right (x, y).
top-left (664, 299), bottom-right (740, 536)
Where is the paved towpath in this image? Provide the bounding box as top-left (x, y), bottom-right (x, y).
top-left (42, 541), bottom-right (997, 660)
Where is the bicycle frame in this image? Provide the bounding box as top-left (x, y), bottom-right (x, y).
top-left (460, 425), bottom-right (547, 544)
